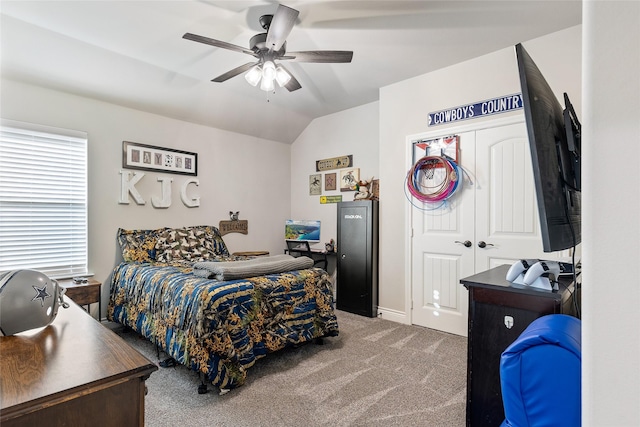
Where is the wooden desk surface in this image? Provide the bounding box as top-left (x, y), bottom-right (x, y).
top-left (0, 297), bottom-right (157, 420)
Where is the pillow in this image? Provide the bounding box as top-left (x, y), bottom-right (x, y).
top-left (155, 225), bottom-right (229, 263)
top-left (117, 228), bottom-right (166, 263)
top-left (197, 225), bottom-right (230, 257)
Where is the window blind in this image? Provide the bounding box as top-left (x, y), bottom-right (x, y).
top-left (0, 119), bottom-right (88, 278)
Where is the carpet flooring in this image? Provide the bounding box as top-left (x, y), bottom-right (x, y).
top-left (117, 310), bottom-right (468, 427)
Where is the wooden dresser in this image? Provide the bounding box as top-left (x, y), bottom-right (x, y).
top-left (0, 297), bottom-right (158, 427)
top-left (461, 265), bottom-right (579, 426)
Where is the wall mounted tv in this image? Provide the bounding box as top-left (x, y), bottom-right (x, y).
top-left (516, 43), bottom-right (581, 253)
top-left (285, 220), bottom-right (321, 243)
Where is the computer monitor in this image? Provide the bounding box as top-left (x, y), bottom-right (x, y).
top-left (285, 220), bottom-right (321, 243)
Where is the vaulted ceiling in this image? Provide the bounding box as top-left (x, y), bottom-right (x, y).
top-left (0, 1), bottom-right (581, 143)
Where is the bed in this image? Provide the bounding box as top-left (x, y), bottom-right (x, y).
top-left (107, 225), bottom-right (338, 393)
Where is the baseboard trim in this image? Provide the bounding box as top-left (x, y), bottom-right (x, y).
top-left (376, 306), bottom-right (410, 324)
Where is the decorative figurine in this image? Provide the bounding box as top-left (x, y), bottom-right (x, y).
top-left (353, 177), bottom-right (374, 200)
top-left (325, 238), bottom-right (335, 253)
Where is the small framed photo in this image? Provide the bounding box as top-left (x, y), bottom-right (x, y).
top-left (324, 173), bottom-right (337, 191)
top-left (123, 141), bottom-right (197, 176)
top-left (340, 168), bottom-right (360, 191)
top-left (309, 173), bottom-right (322, 195)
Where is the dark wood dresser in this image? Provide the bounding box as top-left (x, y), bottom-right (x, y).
top-left (461, 264), bottom-right (579, 426)
top-left (0, 297), bottom-right (158, 427)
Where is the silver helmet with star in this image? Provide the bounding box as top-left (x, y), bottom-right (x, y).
top-left (0, 269), bottom-right (69, 335)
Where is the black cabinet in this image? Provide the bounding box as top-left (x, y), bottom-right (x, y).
top-left (336, 200), bottom-right (378, 317)
top-left (460, 265), bottom-right (579, 426)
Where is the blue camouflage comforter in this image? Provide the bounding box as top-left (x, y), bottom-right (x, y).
top-left (107, 261), bottom-right (338, 391)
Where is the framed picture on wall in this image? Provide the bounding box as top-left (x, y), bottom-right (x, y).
top-left (340, 168), bottom-right (360, 191)
top-left (309, 174), bottom-right (322, 195)
top-left (123, 141), bottom-right (198, 176)
top-left (324, 173), bottom-right (337, 191)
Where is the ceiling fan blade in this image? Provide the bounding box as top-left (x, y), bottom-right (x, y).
top-left (265, 4), bottom-right (299, 52)
top-left (278, 64), bottom-right (301, 92)
top-left (285, 50), bottom-right (353, 63)
top-left (183, 32), bottom-right (256, 57)
top-left (284, 75), bottom-right (302, 92)
top-left (212, 62), bottom-right (258, 83)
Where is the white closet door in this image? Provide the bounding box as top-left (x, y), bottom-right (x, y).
top-left (410, 131), bottom-right (476, 337)
top-left (474, 122), bottom-right (547, 271)
top-left (411, 120), bottom-right (548, 336)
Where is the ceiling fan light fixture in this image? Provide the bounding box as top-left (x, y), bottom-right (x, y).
top-left (185, 4), bottom-right (354, 93)
top-left (260, 75), bottom-right (275, 92)
top-left (262, 61), bottom-right (276, 82)
top-left (275, 65), bottom-right (291, 87)
top-left (244, 65), bottom-right (262, 87)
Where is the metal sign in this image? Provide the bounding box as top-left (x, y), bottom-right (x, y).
top-left (320, 195), bottom-right (343, 204)
top-left (428, 93), bottom-right (523, 126)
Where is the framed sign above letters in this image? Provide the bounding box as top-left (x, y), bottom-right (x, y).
top-left (123, 141), bottom-right (198, 176)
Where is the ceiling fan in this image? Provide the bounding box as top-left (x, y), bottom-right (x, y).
top-left (182, 4), bottom-right (353, 92)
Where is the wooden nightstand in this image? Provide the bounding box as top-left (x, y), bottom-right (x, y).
top-left (58, 278), bottom-right (102, 321)
top-left (232, 251), bottom-right (269, 257)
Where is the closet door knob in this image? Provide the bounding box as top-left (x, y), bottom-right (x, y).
top-left (455, 240), bottom-right (472, 248)
top-left (477, 241), bottom-right (495, 248)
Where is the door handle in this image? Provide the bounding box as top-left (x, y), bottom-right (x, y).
top-left (455, 240), bottom-right (472, 248)
top-left (477, 241), bottom-right (495, 248)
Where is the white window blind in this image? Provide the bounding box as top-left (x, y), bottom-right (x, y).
top-left (0, 119), bottom-right (88, 278)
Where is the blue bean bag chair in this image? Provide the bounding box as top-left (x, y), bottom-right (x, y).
top-left (500, 314), bottom-right (581, 427)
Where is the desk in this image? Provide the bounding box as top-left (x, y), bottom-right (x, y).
top-left (0, 297), bottom-right (158, 427)
top-left (284, 247), bottom-right (335, 271)
top-left (284, 248), bottom-right (333, 255)
top-left (461, 265), bottom-right (579, 426)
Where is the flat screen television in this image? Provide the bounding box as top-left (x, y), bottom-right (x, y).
top-left (285, 219), bottom-right (321, 243)
top-left (516, 43), bottom-right (581, 253)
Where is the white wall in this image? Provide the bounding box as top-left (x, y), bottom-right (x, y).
top-left (377, 26), bottom-right (582, 317)
top-left (0, 78), bottom-right (291, 317)
top-left (582, 1), bottom-right (640, 425)
top-left (290, 102), bottom-right (379, 249)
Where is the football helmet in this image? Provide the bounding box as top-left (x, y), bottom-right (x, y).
top-left (0, 269), bottom-right (69, 335)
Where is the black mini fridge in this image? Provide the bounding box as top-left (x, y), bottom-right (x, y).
top-left (336, 200), bottom-right (379, 317)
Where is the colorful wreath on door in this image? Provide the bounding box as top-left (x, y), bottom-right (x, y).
top-left (405, 155), bottom-right (470, 210)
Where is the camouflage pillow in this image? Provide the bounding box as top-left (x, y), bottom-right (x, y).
top-left (117, 228), bottom-right (166, 263)
top-left (156, 225), bottom-right (229, 263)
top-left (196, 225), bottom-right (230, 257)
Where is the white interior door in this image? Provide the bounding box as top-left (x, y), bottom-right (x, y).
top-left (474, 122), bottom-right (550, 270)
top-left (410, 131), bottom-right (476, 337)
top-left (410, 119), bottom-right (552, 336)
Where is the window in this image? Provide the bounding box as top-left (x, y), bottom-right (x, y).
top-left (0, 119), bottom-right (88, 278)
